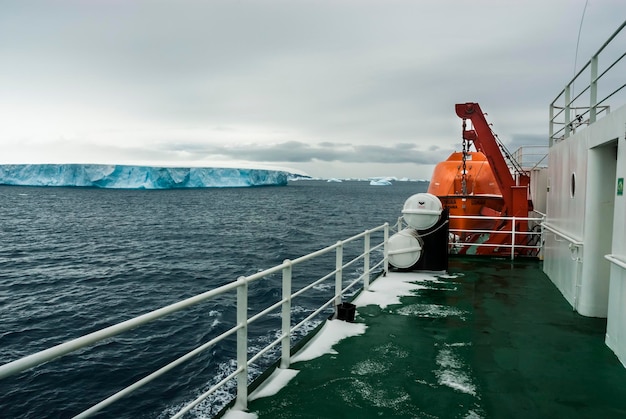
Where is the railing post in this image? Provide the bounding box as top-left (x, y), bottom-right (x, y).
top-left (511, 218), bottom-right (516, 261)
top-left (590, 54), bottom-right (598, 123)
top-left (335, 241), bottom-right (343, 307)
top-left (549, 104), bottom-right (554, 146)
top-left (280, 260), bottom-right (292, 369)
top-left (540, 217), bottom-right (546, 260)
top-left (564, 85), bottom-right (571, 138)
top-left (383, 223), bottom-right (389, 275)
top-left (363, 230), bottom-right (370, 291)
top-left (235, 276), bottom-right (248, 410)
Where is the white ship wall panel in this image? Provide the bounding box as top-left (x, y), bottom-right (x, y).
top-left (544, 104), bottom-right (626, 363)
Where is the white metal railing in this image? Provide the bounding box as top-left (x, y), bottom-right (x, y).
top-left (0, 223), bottom-right (390, 418)
top-left (450, 215), bottom-right (544, 260)
top-left (511, 145), bottom-right (549, 170)
top-left (542, 222), bottom-right (584, 247)
top-left (397, 214), bottom-right (545, 260)
top-left (605, 254), bottom-right (626, 270)
top-left (549, 20), bottom-right (626, 144)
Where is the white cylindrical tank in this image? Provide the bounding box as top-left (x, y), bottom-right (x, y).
top-left (402, 193), bottom-right (443, 230)
top-left (388, 228), bottom-right (424, 269)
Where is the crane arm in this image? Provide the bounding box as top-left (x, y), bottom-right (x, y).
top-left (455, 102), bottom-right (531, 215)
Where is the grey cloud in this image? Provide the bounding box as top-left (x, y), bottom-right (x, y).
top-left (154, 141), bottom-right (452, 166)
top-left (2, 0), bottom-right (626, 179)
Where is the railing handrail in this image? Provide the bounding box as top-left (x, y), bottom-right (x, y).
top-left (605, 254), bottom-right (626, 270)
top-left (396, 213), bottom-right (545, 260)
top-left (449, 214), bottom-right (544, 222)
top-left (549, 20), bottom-right (626, 143)
top-left (0, 223), bottom-right (390, 418)
top-left (550, 20), bottom-right (626, 105)
top-left (542, 222), bottom-right (584, 246)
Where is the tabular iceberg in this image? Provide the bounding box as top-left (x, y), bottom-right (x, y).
top-left (0, 164), bottom-right (290, 189)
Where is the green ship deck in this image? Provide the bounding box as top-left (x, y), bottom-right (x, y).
top-left (242, 257), bottom-right (626, 418)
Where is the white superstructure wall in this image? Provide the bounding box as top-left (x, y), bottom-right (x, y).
top-left (543, 104), bottom-right (626, 364)
top-left (544, 105), bottom-right (625, 310)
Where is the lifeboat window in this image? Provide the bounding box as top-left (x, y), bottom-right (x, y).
top-left (570, 172), bottom-right (576, 198)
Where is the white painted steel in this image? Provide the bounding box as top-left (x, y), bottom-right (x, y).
top-left (335, 241), bottom-right (343, 307)
top-left (402, 193), bottom-right (443, 230)
top-left (606, 108), bottom-right (626, 365)
top-left (448, 214), bottom-right (544, 255)
top-left (364, 231), bottom-right (371, 291)
top-left (281, 261), bottom-right (292, 369)
top-left (236, 277), bottom-right (248, 409)
top-left (542, 223), bottom-right (584, 246)
top-left (544, 105), bottom-right (626, 319)
top-left (606, 255), bottom-right (626, 270)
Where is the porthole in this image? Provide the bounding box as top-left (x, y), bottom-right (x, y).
top-left (570, 172), bottom-right (576, 198)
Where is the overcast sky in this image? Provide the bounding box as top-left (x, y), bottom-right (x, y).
top-left (1, 1), bottom-right (624, 179)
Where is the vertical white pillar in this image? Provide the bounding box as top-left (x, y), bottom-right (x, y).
top-left (511, 219), bottom-right (516, 261)
top-left (281, 260), bottom-right (292, 369)
top-left (565, 85), bottom-right (572, 138)
top-left (590, 55), bottom-right (598, 123)
top-left (384, 223), bottom-right (389, 275)
top-left (364, 230), bottom-right (370, 291)
top-left (335, 241), bottom-right (343, 307)
top-left (236, 276), bottom-right (248, 409)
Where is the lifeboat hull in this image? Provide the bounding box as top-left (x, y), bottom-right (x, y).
top-left (438, 195), bottom-right (504, 234)
top-left (428, 151), bottom-right (534, 256)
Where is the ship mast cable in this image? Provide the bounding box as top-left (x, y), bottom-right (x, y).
top-left (572, 0), bottom-right (590, 98)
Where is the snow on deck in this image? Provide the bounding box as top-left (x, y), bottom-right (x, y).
top-left (223, 270), bottom-right (452, 419)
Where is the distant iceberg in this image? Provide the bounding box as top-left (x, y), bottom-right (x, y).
top-left (0, 164), bottom-right (290, 189)
top-left (369, 178), bottom-right (393, 186)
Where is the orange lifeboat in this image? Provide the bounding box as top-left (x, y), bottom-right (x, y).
top-left (427, 151), bottom-right (504, 240)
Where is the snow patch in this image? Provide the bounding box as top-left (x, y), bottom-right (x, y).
top-left (290, 319), bottom-right (367, 363)
top-left (434, 346), bottom-right (477, 396)
top-left (438, 273), bottom-right (464, 279)
top-left (221, 409), bottom-right (258, 419)
top-left (248, 368), bottom-right (299, 401)
top-left (397, 303), bottom-right (467, 320)
top-left (353, 271), bottom-right (439, 309)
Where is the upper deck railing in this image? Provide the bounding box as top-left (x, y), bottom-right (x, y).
top-left (511, 145), bottom-right (548, 170)
top-left (549, 20), bottom-right (626, 145)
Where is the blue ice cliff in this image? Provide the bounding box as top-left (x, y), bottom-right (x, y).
top-left (0, 164), bottom-right (291, 189)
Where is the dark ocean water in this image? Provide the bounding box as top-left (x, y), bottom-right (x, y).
top-left (0, 180), bottom-right (428, 418)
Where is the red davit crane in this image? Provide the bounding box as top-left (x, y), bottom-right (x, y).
top-left (453, 102), bottom-right (534, 255)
